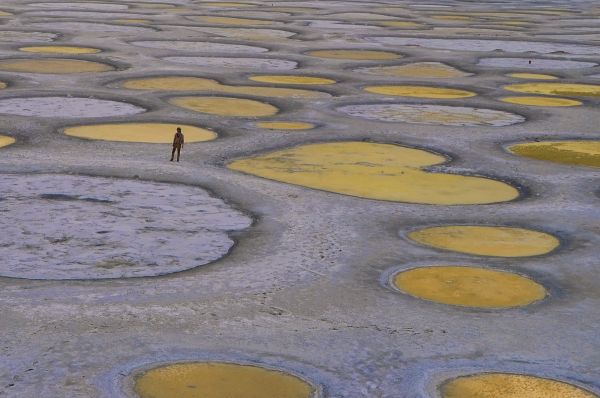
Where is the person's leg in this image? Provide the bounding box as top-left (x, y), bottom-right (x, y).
top-left (171, 146), bottom-right (176, 161)
top-left (176, 146), bottom-right (181, 162)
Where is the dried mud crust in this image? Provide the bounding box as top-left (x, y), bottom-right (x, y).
top-left (0, 174), bottom-right (252, 280)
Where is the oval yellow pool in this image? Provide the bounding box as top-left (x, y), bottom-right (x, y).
top-left (256, 121), bottom-right (315, 130)
top-left (392, 266), bottom-right (546, 308)
top-left (357, 62), bottom-right (470, 79)
top-left (379, 21), bottom-right (423, 28)
top-left (306, 49), bottom-right (401, 60)
top-left (408, 225), bottom-right (559, 257)
top-left (64, 123), bottom-right (216, 143)
top-left (19, 46), bottom-right (102, 54)
top-left (504, 83), bottom-right (600, 97)
top-left (192, 16), bottom-right (275, 25)
top-left (431, 15), bottom-right (474, 21)
top-left (507, 73), bottom-right (558, 80)
top-left (0, 58), bottom-right (114, 74)
top-left (0, 135), bottom-right (15, 148)
top-left (170, 96), bottom-right (278, 117)
top-left (134, 362), bottom-right (315, 398)
top-left (508, 140), bottom-right (600, 168)
top-left (121, 76), bottom-right (327, 98)
top-left (364, 85), bottom-right (476, 98)
top-left (227, 141), bottom-right (519, 205)
top-left (500, 96), bottom-right (582, 107)
top-left (441, 373), bottom-right (598, 398)
top-left (248, 75), bottom-right (336, 85)
top-left (115, 19), bottom-right (151, 24)
top-left (199, 2), bottom-right (256, 7)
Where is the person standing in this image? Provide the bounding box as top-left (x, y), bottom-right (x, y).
top-left (170, 127), bottom-right (184, 162)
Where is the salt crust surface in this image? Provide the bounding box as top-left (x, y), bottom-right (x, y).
top-left (27, 22), bottom-right (154, 34)
top-left (23, 11), bottom-right (152, 19)
top-left (131, 40), bottom-right (268, 53)
top-left (478, 58), bottom-right (597, 69)
top-left (0, 31), bottom-right (58, 42)
top-left (220, 11), bottom-right (291, 18)
top-left (169, 26), bottom-right (296, 39)
top-left (337, 103), bottom-right (525, 127)
top-left (0, 97), bottom-right (146, 118)
top-left (372, 37), bottom-right (600, 55)
top-left (163, 56), bottom-right (298, 70)
top-left (303, 20), bottom-right (382, 30)
top-left (0, 174), bottom-right (251, 279)
top-left (27, 2), bottom-right (129, 10)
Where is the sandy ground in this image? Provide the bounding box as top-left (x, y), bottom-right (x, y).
top-left (0, 0), bottom-right (599, 397)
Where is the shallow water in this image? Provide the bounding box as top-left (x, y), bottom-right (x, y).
top-left (249, 75), bottom-right (335, 85)
top-left (441, 373), bottom-right (597, 398)
top-left (504, 83), bottom-right (600, 97)
top-left (408, 225), bottom-right (559, 257)
top-left (134, 362), bottom-right (314, 398)
top-left (507, 73), bottom-right (558, 80)
top-left (378, 20), bottom-right (423, 28)
top-left (228, 141), bottom-right (519, 205)
top-left (0, 58), bottom-right (114, 73)
top-left (18, 45), bottom-right (101, 54)
top-left (190, 16), bottom-right (277, 25)
top-left (393, 266), bottom-right (546, 308)
top-left (0, 135), bottom-right (15, 148)
top-left (256, 121), bottom-right (315, 130)
top-left (122, 76), bottom-right (328, 98)
top-left (364, 85), bottom-right (476, 99)
top-left (500, 96), bottom-right (582, 107)
top-left (170, 96), bottom-right (279, 117)
top-left (508, 140), bottom-right (600, 168)
top-left (64, 123), bottom-right (217, 143)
